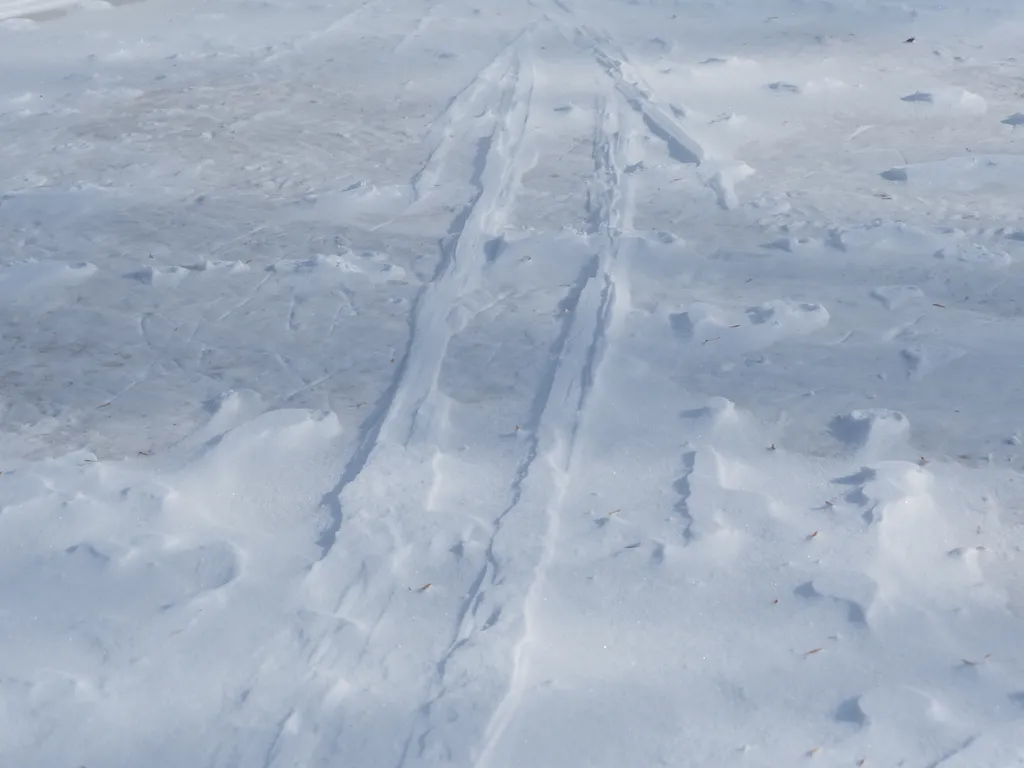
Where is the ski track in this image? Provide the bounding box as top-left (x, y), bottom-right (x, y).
top-left (194, 36), bottom-right (542, 768)
top-left (314, 40), bottom-right (535, 555)
top-left (309, 39), bottom-right (637, 767)
top-left (546, 0), bottom-right (753, 209)
top-left (391, 6), bottom-right (435, 56)
top-left (278, 35), bottom-right (544, 768)
top-left (473, 92), bottom-right (635, 768)
top-left (579, 27), bottom-right (706, 167)
top-left (392, 51), bottom-right (555, 768)
top-left (257, 0), bottom-right (386, 64)
top-left (410, 26), bottom-right (536, 205)
top-left (387, 49), bottom-right (535, 450)
top-left (543, 0), bottom-right (706, 167)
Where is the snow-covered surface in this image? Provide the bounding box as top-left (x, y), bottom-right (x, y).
top-left (4, 0), bottom-right (1024, 765)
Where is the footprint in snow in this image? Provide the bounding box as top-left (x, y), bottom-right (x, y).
top-left (880, 167), bottom-right (908, 182)
top-left (902, 91), bottom-right (934, 103)
top-left (670, 299), bottom-right (829, 352)
top-left (869, 285), bottom-right (924, 310)
top-left (901, 88), bottom-right (986, 113)
top-left (934, 242), bottom-right (1010, 266)
top-left (828, 409), bottom-right (909, 456)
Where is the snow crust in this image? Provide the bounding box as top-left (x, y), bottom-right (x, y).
top-left (3, 0), bottom-right (1024, 765)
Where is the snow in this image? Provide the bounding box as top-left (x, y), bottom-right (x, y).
top-left (3, 0), bottom-right (1024, 765)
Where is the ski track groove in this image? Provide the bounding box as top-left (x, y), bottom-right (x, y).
top-left (262, 0), bottom-right (382, 62)
top-left (391, 6), bottom-right (435, 56)
top-left (215, 271), bottom-right (274, 324)
top-left (315, 48), bottom-right (534, 555)
top-left (411, 27), bottom-right (536, 203)
top-left (545, 0), bottom-right (707, 167)
top-left (395, 254), bottom-right (596, 768)
top-left (383, 48), bottom-right (544, 768)
top-left (281, 35), bottom-right (539, 768)
top-left (228, 20), bottom-right (637, 768)
top-left (396, 86), bottom-right (638, 768)
top-left (471, 94), bottom-right (634, 768)
top-left (393, 52), bottom-right (535, 447)
top-left (312, 314), bottom-right (417, 554)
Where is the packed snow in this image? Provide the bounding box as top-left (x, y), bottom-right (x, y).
top-left (3, 0), bottom-right (1024, 765)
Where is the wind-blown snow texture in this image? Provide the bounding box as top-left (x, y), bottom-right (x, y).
top-left (3, 0), bottom-right (1024, 765)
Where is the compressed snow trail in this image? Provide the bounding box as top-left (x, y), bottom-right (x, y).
top-left (313, 44), bottom-right (536, 554)
top-left (248, 37), bottom-right (641, 768)
top-left (474, 92), bottom-right (635, 768)
top-left (408, 26), bottom-right (538, 206)
top-left (393, 96), bottom-right (633, 767)
top-left (293, 48), bottom-right (638, 768)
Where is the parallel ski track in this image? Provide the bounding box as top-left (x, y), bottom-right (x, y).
top-left (582, 27), bottom-right (706, 166)
top-left (543, 0), bottom-right (707, 167)
top-left (260, 0), bottom-right (383, 63)
top-left (242, 21), bottom-right (637, 768)
top-left (314, 46), bottom-right (532, 555)
top-left (392, 67), bottom-right (636, 768)
top-left (470, 94), bottom-right (634, 768)
top-left (411, 26), bottom-right (537, 203)
top-left (386, 50), bottom-right (535, 450)
top-left (284, 37), bottom-right (545, 768)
